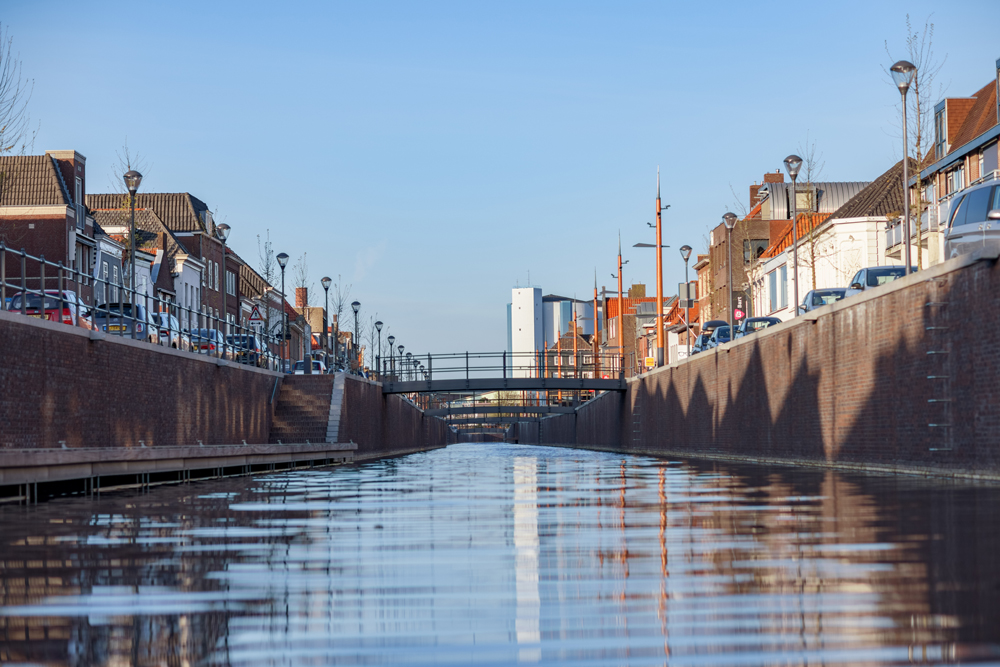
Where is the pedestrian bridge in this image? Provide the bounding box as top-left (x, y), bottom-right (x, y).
top-left (378, 351), bottom-right (626, 395)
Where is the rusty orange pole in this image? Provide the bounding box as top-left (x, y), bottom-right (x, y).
top-left (618, 236), bottom-right (624, 377)
top-left (593, 273), bottom-right (600, 380)
top-left (556, 330), bottom-right (562, 404)
top-left (655, 168), bottom-right (664, 367)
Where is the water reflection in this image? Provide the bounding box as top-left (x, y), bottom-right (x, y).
top-left (2, 444), bottom-right (1000, 665)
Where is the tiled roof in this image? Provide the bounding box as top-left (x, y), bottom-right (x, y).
top-left (92, 208), bottom-right (188, 290)
top-left (605, 297), bottom-right (657, 319)
top-left (826, 158), bottom-right (919, 221)
top-left (760, 212), bottom-right (832, 259)
top-left (948, 81), bottom-right (998, 150)
top-left (86, 193), bottom-right (210, 233)
top-left (0, 155), bottom-right (72, 206)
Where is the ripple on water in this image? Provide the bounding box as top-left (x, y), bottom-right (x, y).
top-left (2, 443), bottom-right (1000, 666)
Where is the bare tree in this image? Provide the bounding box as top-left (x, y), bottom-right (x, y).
top-left (257, 230), bottom-right (279, 343)
top-left (886, 15), bottom-right (946, 270)
top-left (292, 252), bottom-right (312, 305)
top-left (0, 23), bottom-right (34, 159)
top-left (0, 23), bottom-right (36, 243)
top-left (106, 140), bottom-right (149, 195)
top-left (331, 275), bottom-right (352, 367)
top-left (795, 134), bottom-right (826, 290)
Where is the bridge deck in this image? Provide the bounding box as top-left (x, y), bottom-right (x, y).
top-left (425, 405), bottom-right (576, 417)
top-left (382, 377), bottom-right (625, 394)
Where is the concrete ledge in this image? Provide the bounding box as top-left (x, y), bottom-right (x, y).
top-left (0, 442), bottom-right (357, 485)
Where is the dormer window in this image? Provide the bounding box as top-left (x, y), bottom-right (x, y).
top-left (934, 102), bottom-right (947, 159)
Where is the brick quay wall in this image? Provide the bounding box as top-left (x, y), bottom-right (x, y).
top-left (532, 250), bottom-right (1000, 479)
top-left (0, 310), bottom-right (280, 450)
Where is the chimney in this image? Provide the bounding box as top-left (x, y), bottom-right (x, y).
top-left (295, 287), bottom-right (308, 309)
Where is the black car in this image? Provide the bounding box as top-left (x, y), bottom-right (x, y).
top-left (734, 316), bottom-right (782, 338)
top-left (691, 320), bottom-right (728, 355)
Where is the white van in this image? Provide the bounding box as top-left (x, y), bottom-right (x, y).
top-left (943, 180), bottom-right (1000, 259)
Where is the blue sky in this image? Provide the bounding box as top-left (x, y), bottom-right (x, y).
top-left (5, 1), bottom-right (1000, 353)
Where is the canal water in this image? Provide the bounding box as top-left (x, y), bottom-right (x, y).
top-left (2, 443), bottom-right (1000, 666)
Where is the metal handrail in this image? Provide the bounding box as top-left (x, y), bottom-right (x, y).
top-left (0, 241), bottom-right (285, 371)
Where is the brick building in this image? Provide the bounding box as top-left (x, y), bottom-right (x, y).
top-left (0, 151), bottom-right (95, 303)
top-left (87, 193), bottom-right (239, 331)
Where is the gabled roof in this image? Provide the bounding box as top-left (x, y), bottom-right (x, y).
top-left (86, 193), bottom-right (211, 233)
top-left (826, 158), bottom-right (919, 221)
top-left (949, 80), bottom-right (998, 149)
top-left (92, 208), bottom-right (191, 291)
top-left (760, 212), bottom-right (832, 259)
top-left (0, 155), bottom-right (72, 206)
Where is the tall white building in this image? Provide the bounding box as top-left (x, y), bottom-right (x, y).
top-left (510, 288), bottom-right (542, 377)
top-left (508, 288), bottom-right (595, 378)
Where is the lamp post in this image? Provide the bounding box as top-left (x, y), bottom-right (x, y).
top-left (397, 344), bottom-right (404, 380)
top-left (891, 60), bottom-right (917, 275)
top-left (216, 223), bottom-right (231, 338)
top-left (406, 352), bottom-right (413, 381)
top-left (351, 300), bottom-right (360, 372)
top-left (276, 252), bottom-right (289, 371)
top-left (321, 276), bottom-right (332, 368)
top-left (722, 213), bottom-right (737, 337)
top-left (387, 335), bottom-right (396, 378)
top-left (375, 321), bottom-right (383, 379)
top-left (123, 170), bottom-right (142, 338)
top-left (783, 155), bottom-right (803, 316)
top-left (680, 244), bottom-right (693, 358)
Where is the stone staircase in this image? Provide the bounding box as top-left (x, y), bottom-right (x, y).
top-left (269, 375), bottom-right (342, 444)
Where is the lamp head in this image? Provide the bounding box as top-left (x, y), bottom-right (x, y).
top-left (679, 244), bottom-right (693, 261)
top-left (321, 276), bottom-right (332, 290)
top-left (123, 170), bottom-right (143, 195)
top-left (398, 345), bottom-right (404, 355)
top-left (783, 155), bottom-right (803, 182)
top-left (215, 223), bottom-right (230, 242)
top-left (276, 252), bottom-right (289, 269)
top-left (722, 212), bottom-right (737, 230)
top-left (406, 352), bottom-right (412, 360)
top-left (375, 320), bottom-right (383, 332)
top-left (351, 300), bottom-right (360, 314)
top-left (387, 335), bottom-right (395, 346)
top-left (890, 60), bottom-right (916, 95)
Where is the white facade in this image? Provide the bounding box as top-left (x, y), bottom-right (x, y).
top-left (173, 253), bottom-right (204, 330)
top-left (750, 216), bottom-right (899, 320)
top-left (510, 288), bottom-right (542, 377)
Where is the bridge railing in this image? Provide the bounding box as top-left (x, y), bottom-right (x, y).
top-left (0, 242), bottom-right (292, 371)
top-left (378, 350), bottom-right (624, 382)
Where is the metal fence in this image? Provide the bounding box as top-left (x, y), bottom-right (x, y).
top-left (0, 242), bottom-right (286, 370)
top-left (377, 350), bottom-right (625, 383)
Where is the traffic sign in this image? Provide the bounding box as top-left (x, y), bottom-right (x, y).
top-left (248, 305), bottom-right (263, 322)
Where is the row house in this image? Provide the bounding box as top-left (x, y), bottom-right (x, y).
top-left (749, 159), bottom-right (915, 319)
top-left (0, 150), bottom-right (96, 302)
top-left (598, 283), bottom-right (655, 377)
top-left (87, 192), bottom-right (240, 333)
top-left (902, 58), bottom-right (1000, 265)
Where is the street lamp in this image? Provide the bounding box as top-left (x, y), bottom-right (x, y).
top-left (216, 223), bottom-right (231, 338)
top-left (276, 252), bottom-right (289, 371)
top-left (406, 352), bottom-right (413, 381)
top-left (123, 170), bottom-right (142, 338)
top-left (387, 334), bottom-right (396, 378)
top-left (680, 244), bottom-right (693, 358)
top-left (722, 213), bottom-right (737, 337)
top-left (321, 276), bottom-right (332, 368)
top-left (783, 154), bottom-right (803, 316)
top-left (375, 321), bottom-right (383, 379)
top-left (891, 59), bottom-right (917, 275)
top-left (351, 300), bottom-right (360, 372)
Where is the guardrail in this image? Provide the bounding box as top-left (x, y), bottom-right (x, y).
top-left (0, 242), bottom-right (284, 370)
top-left (377, 350), bottom-right (624, 383)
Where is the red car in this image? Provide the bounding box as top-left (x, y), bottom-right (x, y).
top-left (8, 290), bottom-right (95, 329)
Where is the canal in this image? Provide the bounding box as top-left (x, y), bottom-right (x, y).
top-left (2, 443), bottom-right (1000, 666)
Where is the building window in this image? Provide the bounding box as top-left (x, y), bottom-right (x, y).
top-left (214, 262), bottom-right (220, 291)
top-left (934, 107), bottom-right (946, 159)
top-left (202, 262), bottom-right (209, 287)
top-left (111, 265), bottom-right (119, 302)
top-left (744, 239), bottom-right (769, 263)
top-left (768, 270), bottom-right (777, 313)
top-left (778, 265), bottom-right (788, 309)
top-left (226, 269), bottom-right (236, 296)
top-left (75, 177), bottom-right (84, 230)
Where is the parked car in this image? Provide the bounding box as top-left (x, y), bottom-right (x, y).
top-left (92, 303), bottom-right (160, 343)
top-left (187, 328), bottom-right (229, 358)
top-left (798, 288), bottom-right (848, 314)
top-left (690, 320), bottom-right (727, 355)
top-left (845, 266), bottom-right (917, 297)
top-left (943, 180), bottom-right (1000, 259)
top-left (227, 334), bottom-right (265, 366)
top-left (155, 312), bottom-right (189, 350)
top-left (734, 316), bottom-right (782, 338)
top-left (705, 325), bottom-right (732, 349)
top-left (293, 359), bottom-right (328, 374)
top-left (7, 290), bottom-right (94, 329)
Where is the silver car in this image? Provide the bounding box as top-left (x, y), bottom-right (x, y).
top-left (156, 312), bottom-right (189, 350)
top-left (943, 180), bottom-right (1000, 259)
top-left (845, 266), bottom-right (916, 298)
